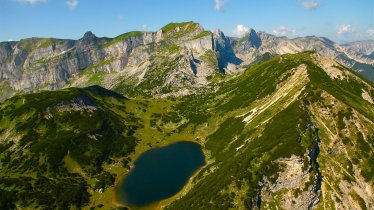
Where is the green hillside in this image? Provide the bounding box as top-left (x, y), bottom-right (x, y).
top-left (0, 86), bottom-right (142, 209)
top-left (0, 52), bottom-right (373, 209)
top-left (166, 52), bottom-right (374, 209)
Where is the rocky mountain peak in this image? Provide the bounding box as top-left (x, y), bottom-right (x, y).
top-left (83, 31), bottom-right (95, 38)
top-left (79, 31), bottom-right (97, 45)
top-left (246, 28), bottom-right (256, 35)
top-left (160, 21), bottom-right (203, 38)
top-left (244, 28), bottom-right (261, 49)
top-left (256, 31), bottom-right (276, 39)
top-left (0, 21), bottom-right (374, 102)
top-left (212, 29), bottom-right (225, 37)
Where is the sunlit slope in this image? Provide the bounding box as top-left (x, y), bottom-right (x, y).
top-left (0, 52), bottom-right (373, 210)
top-left (164, 52), bottom-right (374, 210)
top-left (0, 86), bottom-right (142, 209)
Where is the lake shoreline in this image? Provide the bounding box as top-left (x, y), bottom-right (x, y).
top-left (112, 140), bottom-right (206, 209)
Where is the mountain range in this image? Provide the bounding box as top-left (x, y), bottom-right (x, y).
top-left (0, 22), bottom-right (373, 210)
top-left (0, 22), bottom-right (373, 101)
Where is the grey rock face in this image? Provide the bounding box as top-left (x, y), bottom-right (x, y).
top-left (234, 31), bottom-right (374, 77)
top-left (246, 29), bottom-right (262, 49)
top-left (182, 35), bottom-right (214, 55)
top-left (0, 23), bottom-right (231, 101)
top-left (79, 31), bottom-right (98, 46)
top-left (234, 28), bottom-right (262, 52)
top-left (213, 29), bottom-right (242, 70)
top-left (342, 40), bottom-right (374, 55)
top-left (0, 22), bottom-right (373, 102)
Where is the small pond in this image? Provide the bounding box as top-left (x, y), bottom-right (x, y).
top-left (115, 141), bottom-right (205, 207)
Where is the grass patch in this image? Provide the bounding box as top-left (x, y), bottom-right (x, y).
top-left (161, 21), bottom-right (199, 39)
top-left (350, 191), bottom-right (367, 210)
top-left (191, 31), bottom-right (212, 40)
top-left (103, 31), bottom-right (143, 48)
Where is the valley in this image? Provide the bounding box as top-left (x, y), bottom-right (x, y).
top-left (0, 50), bottom-right (373, 209)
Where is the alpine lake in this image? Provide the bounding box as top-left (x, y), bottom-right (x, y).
top-left (115, 141), bottom-right (206, 209)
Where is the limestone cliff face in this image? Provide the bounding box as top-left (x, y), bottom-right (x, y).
top-left (212, 29), bottom-right (242, 72)
top-left (182, 35), bottom-right (214, 55)
top-left (1, 52), bottom-right (373, 210)
top-left (1, 38), bottom-right (77, 91)
top-left (0, 22), bottom-right (373, 101)
top-left (258, 125), bottom-right (322, 210)
top-left (0, 23), bottom-right (221, 100)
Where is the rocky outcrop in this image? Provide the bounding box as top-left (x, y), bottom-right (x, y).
top-left (0, 22), bottom-right (373, 102)
top-left (182, 35), bottom-right (214, 55)
top-left (212, 29), bottom-right (242, 71)
top-left (255, 123), bottom-right (322, 210)
top-left (0, 22), bottom-right (236, 101)
top-left (235, 28), bottom-right (262, 51)
top-left (234, 30), bottom-right (374, 75)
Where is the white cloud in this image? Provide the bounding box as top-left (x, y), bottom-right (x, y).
top-left (14, 0), bottom-right (47, 4)
top-left (273, 26), bottom-right (296, 36)
top-left (214, 0), bottom-right (224, 11)
top-left (233, 24), bottom-right (250, 37)
top-left (142, 24), bottom-right (150, 31)
top-left (66, 0), bottom-right (78, 10)
top-left (367, 29), bottom-right (374, 36)
top-left (337, 24), bottom-right (354, 36)
top-left (302, 0), bottom-right (320, 10)
top-left (117, 15), bottom-right (124, 21)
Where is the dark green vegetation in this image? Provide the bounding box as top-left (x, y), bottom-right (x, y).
top-left (163, 52), bottom-right (374, 209)
top-left (1, 52), bottom-right (373, 209)
top-left (0, 86), bottom-right (141, 209)
top-left (168, 103), bottom-right (317, 209)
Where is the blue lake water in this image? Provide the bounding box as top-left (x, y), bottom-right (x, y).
top-left (115, 141), bottom-right (205, 207)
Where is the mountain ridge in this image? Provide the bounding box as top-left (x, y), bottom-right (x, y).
top-left (1, 51), bottom-right (373, 209)
top-left (1, 21), bottom-right (374, 102)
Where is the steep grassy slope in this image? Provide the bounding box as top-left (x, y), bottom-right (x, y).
top-left (0, 86), bottom-right (142, 209)
top-left (0, 52), bottom-right (373, 210)
top-left (161, 52), bottom-right (374, 209)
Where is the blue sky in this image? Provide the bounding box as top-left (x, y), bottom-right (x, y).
top-left (1, 0), bottom-right (373, 43)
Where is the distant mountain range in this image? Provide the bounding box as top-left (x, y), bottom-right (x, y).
top-left (0, 22), bottom-right (373, 101)
top-left (342, 40), bottom-right (374, 55)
